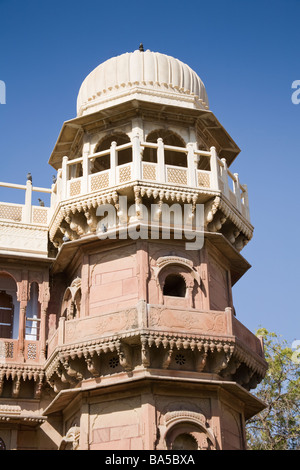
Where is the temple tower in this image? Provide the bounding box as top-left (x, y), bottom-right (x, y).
top-left (0, 47), bottom-right (267, 450)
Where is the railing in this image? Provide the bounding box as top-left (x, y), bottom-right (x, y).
top-left (0, 181), bottom-right (51, 224)
top-left (0, 338), bottom-right (41, 363)
top-left (217, 158), bottom-right (250, 220)
top-left (0, 139), bottom-right (250, 225)
top-left (59, 139), bottom-right (250, 221)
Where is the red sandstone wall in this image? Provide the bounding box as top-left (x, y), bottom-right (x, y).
top-left (88, 245), bottom-right (139, 315)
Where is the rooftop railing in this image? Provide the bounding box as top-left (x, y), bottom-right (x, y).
top-left (0, 181), bottom-right (51, 225)
top-left (57, 139), bottom-right (250, 221)
top-left (0, 138), bottom-right (250, 227)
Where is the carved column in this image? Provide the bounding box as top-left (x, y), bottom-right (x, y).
top-left (23, 178), bottom-right (32, 223)
top-left (157, 138), bottom-right (165, 183)
top-left (82, 140), bottom-right (91, 194)
top-left (109, 141), bottom-right (117, 186)
top-left (132, 132), bottom-right (142, 180)
top-left (187, 143), bottom-right (196, 187)
top-left (39, 303), bottom-right (47, 361)
top-left (210, 146), bottom-right (220, 191)
top-left (81, 255), bottom-right (90, 318)
top-left (61, 156), bottom-right (69, 200)
top-left (17, 278), bottom-right (29, 362)
top-left (38, 280), bottom-right (50, 361)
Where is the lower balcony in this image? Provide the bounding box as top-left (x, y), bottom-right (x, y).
top-left (0, 338), bottom-right (41, 364)
top-left (44, 302), bottom-right (267, 395)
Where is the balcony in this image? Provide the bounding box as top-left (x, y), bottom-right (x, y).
top-left (0, 138), bottom-right (251, 257)
top-left (44, 302), bottom-right (267, 393)
top-left (0, 338), bottom-right (41, 364)
top-left (54, 140), bottom-right (250, 221)
top-left (0, 181), bottom-right (51, 258)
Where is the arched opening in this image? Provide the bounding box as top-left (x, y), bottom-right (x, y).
top-left (144, 129), bottom-right (187, 167)
top-left (73, 288), bottom-right (81, 318)
top-left (164, 418), bottom-right (215, 451)
top-left (172, 433), bottom-right (198, 450)
top-left (163, 274), bottom-right (186, 297)
top-left (25, 282), bottom-right (41, 341)
top-left (0, 273), bottom-right (19, 339)
top-left (61, 285), bottom-right (81, 320)
top-left (0, 437), bottom-right (6, 450)
top-left (0, 291), bottom-right (14, 339)
top-left (93, 133), bottom-right (131, 172)
top-left (69, 162), bottom-right (83, 179)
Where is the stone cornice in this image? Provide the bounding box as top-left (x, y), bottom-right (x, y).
top-left (44, 327), bottom-right (267, 391)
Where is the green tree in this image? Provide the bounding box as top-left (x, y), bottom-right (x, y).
top-left (246, 328), bottom-right (300, 450)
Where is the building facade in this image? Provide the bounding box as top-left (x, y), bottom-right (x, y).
top-left (0, 47), bottom-right (267, 450)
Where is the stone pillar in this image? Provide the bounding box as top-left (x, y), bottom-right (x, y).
top-left (132, 132), bottom-right (142, 180)
top-left (82, 155), bottom-right (89, 194)
top-left (40, 303), bottom-right (47, 361)
top-left (242, 184), bottom-right (250, 221)
top-left (234, 173), bottom-right (242, 212)
top-left (137, 241), bottom-right (149, 303)
top-left (221, 158), bottom-right (230, 198)
top-left (157, 138), bottom-right (165, 183)
top-left (62, 156), bottom-right (69, 199)
top-left (79, 396), bottom-right (90, 450)
top-left (58, 316), bottom-right (65, 345)
top-left (23, 179), bottom-right (32, 223)
top-left (17, 278), bottom-right (29, 362)
top-left (210, 146), bottom-right (220, 191)
top-left (141, 393), bottom-right (157, 450)
top-left (18, 300), bottom-right (27, 361)
top-left (110, 141), bottom-right (117, 186)
top-left (187, 143), bottom-right (197, 187)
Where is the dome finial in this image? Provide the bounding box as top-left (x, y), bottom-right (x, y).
top-left (139, 43), bottom-right (144, 52)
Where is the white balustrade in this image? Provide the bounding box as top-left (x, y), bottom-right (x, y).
top-left (0, 138), bottom-right (251, 226)
top-left (0, 181), bottom-right (51, 225)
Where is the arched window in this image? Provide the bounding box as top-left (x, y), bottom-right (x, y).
top-left (0, 290), bottom-right (14, 339)
top-left (0, 437), bottom-right (6, 450)
top-left (172, 433), bottom-right (198, 450)
top-left (144, 129), bottom-right (187, 167)
top-left (163, 274), bottom-right (186, 297)
top-left (73, 289), bottom-right (81, 317)
top-left (93, 133), bottom-right (131, 172)
top-left (25, 282), bottom-right (41, 341)
top-left (61, 280), bottom-right (81, 320)
top-left (0, 272), bottom-right (19, 339)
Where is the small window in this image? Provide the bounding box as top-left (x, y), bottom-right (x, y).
top-left (93, 133), bottom-right (131, 172)
top-left (172, 433), bottom-right (198, 450)
top-left (0, 291), bottom-right (14, 339)
top-left (163, 274), bottom-right (186, 297)
top-left (0, 273), bottom-right (19, 339)
top-left (144, 129), bottom-right (187, 167)
top-left (25, 282), bottom-right (41, 341)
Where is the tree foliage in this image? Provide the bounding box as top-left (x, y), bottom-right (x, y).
top-left (246, 328), bottom-right (300, 450)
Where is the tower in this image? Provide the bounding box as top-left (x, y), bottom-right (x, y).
top-left (0, 47), bottom-right (267, 450)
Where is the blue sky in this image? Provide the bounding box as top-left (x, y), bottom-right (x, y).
top-left (0, 0), bottom-right (299, 344)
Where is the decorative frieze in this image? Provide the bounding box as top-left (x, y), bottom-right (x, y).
top-left (44, 326), bottom-right (267, 393)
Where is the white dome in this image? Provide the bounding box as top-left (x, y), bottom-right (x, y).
top-left (77, 49), bottom-right (209, 116)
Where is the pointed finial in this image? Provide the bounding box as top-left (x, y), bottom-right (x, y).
top-left (139, 43), bottom-right (144, 52)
